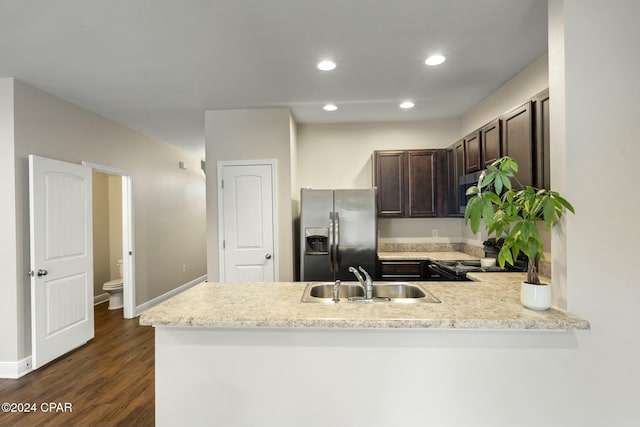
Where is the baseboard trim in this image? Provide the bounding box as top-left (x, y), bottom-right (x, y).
top-left (94, 292), bottom-right (109, 305)
top-left (0, 356), bottom-right (33, 379)
top-left (135, 275), bottom-right (207, 316)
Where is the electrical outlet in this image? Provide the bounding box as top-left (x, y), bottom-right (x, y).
top-left (182, 264), bottom-right (187, 272)
top-left (431, 228), bottom-right (439, 238)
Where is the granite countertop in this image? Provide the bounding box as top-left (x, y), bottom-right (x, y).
top-left (139, 273), bottom-right (590, 331)
top-left (377, 251), bottom-right (479, 261)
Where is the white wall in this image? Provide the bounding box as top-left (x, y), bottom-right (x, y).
top-left (560, 1), bottom-right (639, 421)
top-left (297, 120), bottom-right (459, 188)
top-left (549, 0), bottom-right (569, 307)
top-left (156, 328), bottom-right (596, 427)
top-left (0, 79), bottom-right (18, 363)
top-left (205, 108), bottom-right (295, 281)
top-left (8, 81), bottom-right (207, 362)
top-left (461, 54), bottom-right (550, 136)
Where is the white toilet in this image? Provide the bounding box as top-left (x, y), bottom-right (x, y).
top-left (103, 259), bottom-right (124, 310)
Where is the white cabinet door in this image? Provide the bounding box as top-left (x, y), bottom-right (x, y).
top-left (29, 155), bottom-right (94, 369)
top-left (219, 163), bottom-right (276, 282)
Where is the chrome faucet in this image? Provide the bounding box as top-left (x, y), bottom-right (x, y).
top-left (332, 280), bottom-right (341, 302)
top-left (349, 266), bottom-right (373, 299)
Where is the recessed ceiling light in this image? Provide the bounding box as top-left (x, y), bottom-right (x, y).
top-left (399, 101), bottom-right (415, 109)
top-left (323, 104), bottom-right (338, 112)
top-left (425, 55), bottom-right (446, 66)
top-left (317, 60), bottom-right (336, 71)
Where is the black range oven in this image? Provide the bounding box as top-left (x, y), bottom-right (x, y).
top-left (428, 259), bottom-right (513, 281)
top-left (429, 260), bottom-right (482, 281)
top-left (428, 240), bottom-right (528, 281)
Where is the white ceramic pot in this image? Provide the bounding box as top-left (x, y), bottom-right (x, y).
top-left (520, 282), bottom-right (552, 311)
top-left (480, 258), bottom-right (496, 268)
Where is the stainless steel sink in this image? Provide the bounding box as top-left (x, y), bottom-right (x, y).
top-left (300, 282), bottom-right (440, 304)
top-left (372, 283), bottom-right (428, 299)
top-left (308, 283), bottom-right (364, 299)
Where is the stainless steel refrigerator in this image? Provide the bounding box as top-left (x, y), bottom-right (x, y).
top-left (300, 188), bottom-right (377, 281)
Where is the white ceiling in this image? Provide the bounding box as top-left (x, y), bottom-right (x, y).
top-left (0, 0), bottom-right (547, 160)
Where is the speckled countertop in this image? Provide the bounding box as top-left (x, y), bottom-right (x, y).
top-left (377, 251), bottom-right (479, 261)
top-left (139, 273), bottom-right (590, 330)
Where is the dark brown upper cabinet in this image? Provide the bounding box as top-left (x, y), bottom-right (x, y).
top-left (444, 90), bottom-right (550, 209)
top-left (481, 119), bottom-right (501, 167)
top-left (373, 150), bottom-right (405, 217)
top-left (501, 101), bottom-right (534, 188)
top-left (446, 139), bottom-right (465, 217)
top-left (464, 131), bottom-right (482, 173)
top-left (407, 150), bottom-right (439, 217)
top-left (373, 149), bottom-right (444, 218)
top-left (534, 89), bottom-right (550, 190)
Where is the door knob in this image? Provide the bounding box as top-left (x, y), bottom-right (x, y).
top-left (37, 269), bottom-right (48, 277)
top-left (265, 253), bottom-right (272, 260)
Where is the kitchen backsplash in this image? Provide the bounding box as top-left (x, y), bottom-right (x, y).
top-left (378, 242), bottom-right (462, 252)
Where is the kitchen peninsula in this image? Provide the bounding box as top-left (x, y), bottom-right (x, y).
top-left (141, 273), bottom-right (589, 427)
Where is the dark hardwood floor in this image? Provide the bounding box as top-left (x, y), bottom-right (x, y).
top-left (0, 303), bottom-right (154, 427)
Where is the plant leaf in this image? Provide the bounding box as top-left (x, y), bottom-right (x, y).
top-left (465, 196), bottom-right (482, 233)
top-left (543, 197), bottom-right (556, 230)
top-left (499, 245), bottom-right (514, 267)
top-left (494, 174), bottom-right (503, 195)
top-left (553, 193), bottom-right (575, 214)
top-left (525, 239), bottom-right (539, 262)
top-left (482, 197), bottom-right (495, 227)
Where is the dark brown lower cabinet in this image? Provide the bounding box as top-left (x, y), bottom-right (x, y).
top-left (378, 260), bottom-right (445, 281)
top-left (378, 260), bottom-right (429, 281)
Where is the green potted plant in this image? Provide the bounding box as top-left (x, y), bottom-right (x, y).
top-left (464, 156), bottom-right (575, 310)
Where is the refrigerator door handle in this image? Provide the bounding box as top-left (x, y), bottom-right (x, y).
top-left (328, 212), bottom-right (335, 272)
top-left (333, 212), bottom-right (340, 272)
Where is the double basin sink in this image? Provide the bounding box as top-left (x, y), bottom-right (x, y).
top-left (300, 282), bottom-right (440, 304)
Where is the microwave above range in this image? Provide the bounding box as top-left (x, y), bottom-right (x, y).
top-left (457, 170), bottom-right (484, 215)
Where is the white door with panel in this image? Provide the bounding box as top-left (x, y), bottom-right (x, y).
top-left (220, 163), bottom-right (276, 282)
top-left (29, 155), bottom-right (94, 369)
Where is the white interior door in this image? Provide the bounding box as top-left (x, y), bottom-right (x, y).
top-left (219, 162), bottom-right (276, 282)
top-left (29, 155), bottom-right (94, 369)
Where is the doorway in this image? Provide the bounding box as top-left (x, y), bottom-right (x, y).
top-left (92, 171), bottom-right (123, 311)
top-left (83, 162), bottom-right (136, 319)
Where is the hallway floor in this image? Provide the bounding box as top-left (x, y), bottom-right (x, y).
top-left (0, 303), bottom-right (154, 427)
